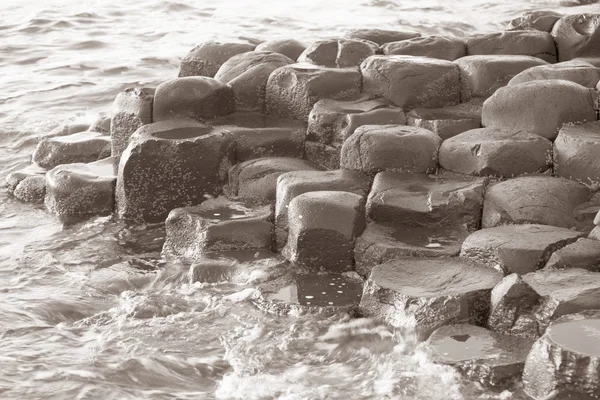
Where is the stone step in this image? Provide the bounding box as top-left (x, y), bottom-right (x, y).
top-left (544, 238), bottom-right (600, 271)
top-left (298, 38), bottom-right (378, 68)
top-left (523, 310), bottom-right (600, 399)
top-left (460, 224), bottom-right (585, 275)
top-left (508, 59), bottom-right (600, 88)
top-left (32, 130), bottom-right (111, 169)
top-left (554, 121), bottom-right (600, 189)
top-left (383, 36), bottom-right (466, 61)
top-left (366, 171), bottom-right (487, 231)
top-left (426, 324), bottom-right (535, 387)
top-left (162, 196), bottom-right (273, 261)
top-left (358, 257), bottom-right (502, 338)
top-left (406, 101), bottom-right (482, 141)
top-left (465, 30), bottom-right (556, 62)
top-left (45, 157), bottom-right (118, 224)
top-left (354, 223), bottom-right (470, 278)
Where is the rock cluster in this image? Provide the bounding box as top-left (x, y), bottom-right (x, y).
top-left (5, 11), bottom-right (600, 397)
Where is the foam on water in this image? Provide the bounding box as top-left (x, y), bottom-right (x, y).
top-left (1, 0), bottom-right (597, 398)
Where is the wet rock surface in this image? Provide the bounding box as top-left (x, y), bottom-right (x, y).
top-left (360, 55), bottom-right (460, 109)
top-left (460, 224), bottom-right (585, 275)
top-left (382, 36), bottom-right (466, 61)
top-left (162, 197), bottom-right (273, 260)
top-left (32, 130), bottom-right (111, 169)
top-left (283, 191), bottom-right (365, 272)
top-left (439, 128), bottom-right (552, 177)
top-left (426, 324), bottom-right (535, 387)
top-left (340, 125), bottom-right (441, 176)
top-left (523, 310), bottom-right (600, 399)
top-left (178, 41), bottom-right (256, 77)
top-left (553, 121), bottom-right (600, 189)
top-left (110, 87), bottom-right (154, 157)
top-left (359, 257), bottom-right (502, 337)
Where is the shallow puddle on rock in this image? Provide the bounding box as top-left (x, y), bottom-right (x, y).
top-left (194, 204), bottom-right (252, 220)
top-left (431, 333), bottom-right (500, 362)
top-left (391, 225), bottom-right (461, 248)
top-left (151, 126), bottom-right (212, 139)
top-left (548, 318), bottom-right (600, 357)
top-left (271, 274), bottom-right (363, 308)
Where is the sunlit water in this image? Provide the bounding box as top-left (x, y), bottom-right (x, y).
top-left (1, 0), bottom-right (598, 398)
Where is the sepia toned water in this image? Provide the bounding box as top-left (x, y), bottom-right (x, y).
top-left (1, 1), bottom-right (599, 399)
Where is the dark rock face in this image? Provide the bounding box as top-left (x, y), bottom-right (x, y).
top-left (426, 324), bottom-right (535, 387)
top-left (178, 42), bottom-right (256, 77)
top-left (460, 224), bottom-right (585, 275)
top-left (439, 128), bottom-right (552, 177)
top-left (282, 191), bottom-right (366, 272)
top-left (162, 197), bottom-right (273, 260)
top-left (545, 238), bottom-right (600, 271)
top-left (45, 157), bottom-right (118, 223)
top-left (551, 13), bottom-right (600, 61)
top-left (110, 87), bottom-right (154, 157)
top-left (116, 120), bottom-right (234, 223)
top-left (152, 77), bottom-right (234, 122)
top-left (359, 257), bottom-right (502, 338)
top-left (382, 36), bottom-right (466, 61)
top-left (340, 125), bottom-right (441, 176)
top-left (508, 60), bottom-right (600, 88)
top-left (482, 80), bottom-right (597, 140)
top-left (366, 171), bottom-right (486, 231)
top-left (523, 310), bottom-right (600, 399)
top-left (32, 131), bottom-right (111, 169)
top-left (298, 38), bottom-right (378, 68)
top-left (255, 39), bottom-right (306, 61)
top-left (455, 55), bottom-right (548, 101)
top-left (554, 121), bottom-right (600, 189)
top-left (344, 28), bottom-right (421, 46)
top-left (482, 176), bottom-right (593, 229)
top-left (265, 63), bottom-right (362, 121)
top-left (506, 10), bottom-right (563, 32)
top-left (214, 51), bottom-right (294, 113)
top-left (303, 141), bottom-right (341, 170)
top-left (360, 55), bottom-right (460, 109)
top-left (227, 157), bottom-right (319, 204)
top-left (465, 30), bottom-right (557, 62)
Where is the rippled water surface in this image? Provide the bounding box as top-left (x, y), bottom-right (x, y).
top-left (1, 0), bottom-right (599, 398)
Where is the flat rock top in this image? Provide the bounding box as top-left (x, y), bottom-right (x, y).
top-left (207, 112), bottom-right (305, 130)
top-left (558, 121), bottom-right (600, 139)
top-left (523, 268), bottom-right (600, 300)
top-left (179, 196), bottom-right (268, 222)
top-left (428, 324), bottom-right (534, 364)
top-left (133, 119), bottom-right (215, 141)
top-left (547, 310), bottom-right (600, 357)
top-left (445, 127), bottom-right (548, 143)
top-left (463, 224), bottom-right (584, 250)
top-left (369, 257), bottom-right (502, 297)
top-left (363, 54), bottom-right (455, 67)
top-left (269, 273), bottom-right (363, 308)
top-left (48, 157), bottom-right (117, 182)
top-left (313, 96), bottom-right (389, 114)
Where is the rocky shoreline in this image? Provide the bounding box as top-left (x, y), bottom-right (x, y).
top-left (5, 9), bottom-right (600, 399)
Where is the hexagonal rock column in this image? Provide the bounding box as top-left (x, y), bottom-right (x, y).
top-left (455, 55), bottom-right (548, 101)
top-left (358, 257), bottom-right (502, 338)
top-left (360, 55), bottom-right (460, 109)
top-left (523, 310), bottom-right (600, 400)
top-left (110, 87), bottom-right (154, 157)
top-left (116, 120), bottom-right (234, 223)
top-left (162, 197), bottom-right (273, 261)
top-left (255, 39), bottom-right (306, 61)
top-left (265, 63), bottom-right (362, 121)
top-left (482, 80), bottom-right (597, 140)
top-left (13, 175), bottom-right (46, 203)
top-left (544, 238), bottom-right (600, 271)
top-left (32, 131), bottom-right (111, 169)
top-left (426, 324), bottom-right (535, 387)
top-left (297, 38), bottom-right (378, 68)
top-left (439, 128), bottom-right (552, 177)
top-left (178, 41), bottom-right (256, 77)
top-left (460, 224), bottom-right (585, 275)
top-left (214, 51), bottom-right (294, 113)
top-left (344, 28), bottom-right (421, 46)
top-left (382, 36), bottom-right (466, 61)
top-left (340, 125), bottom-right (441, 176)
top-left (366, 171), bottom-right (486, 230)
top-left (482, 176), bottom-right (593, 229)
top-left (406, 101), bottom-right (482, 141)
top-left (282, 191), bottom-right (365, 272)
top-left (508, 60), bottom-right (600, 88)
top-left (152, 77), bottom-right (234, 122)
top-left (207, 112), bottom-right (305, 162)
top-left (554, 121), bottom-right (600, 188)
top-left (551, 13), bottom-right (600, 62)
top-left (506, 10), bottom-right (563, 32)
top-left (354, 223), bottom-right (470, 278)
top-left (275, 169), bottom-right (370, 247)
top-left (5, 163), bottom-right (47, 194)
top-left (465, 31), bottom-right (557, 62)
top-left (45, 157), bottom-right (118, 223)
top-left (227, 157), bottom-right (319, 204)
